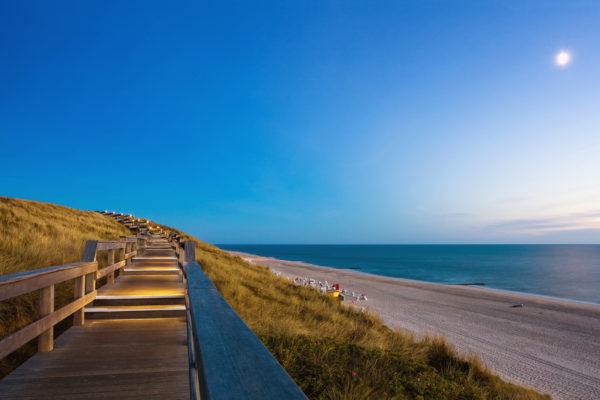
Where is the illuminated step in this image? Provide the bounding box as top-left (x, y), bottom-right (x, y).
top-left (96, 294), bottom-right (184, 299)
top-left (94, 294), bottom-right (185, 306)
top-left (85, 305), bottom-right (186, 319)
top-left (123, 267), bottom-right (180, 276)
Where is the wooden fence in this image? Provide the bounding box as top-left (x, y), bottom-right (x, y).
top-left (0, 235), bottom-right (141, 359)
top-left (1, 211), bottom-right (306, 399)
top-left (169, 235), bottom-right (307, 400)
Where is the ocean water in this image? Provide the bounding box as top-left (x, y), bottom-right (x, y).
top-left (218, 245), bottom-right (600, 304)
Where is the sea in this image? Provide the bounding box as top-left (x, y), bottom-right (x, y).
top-left (218, 244), bottom-right (600, 304)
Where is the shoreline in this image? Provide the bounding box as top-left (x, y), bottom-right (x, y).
top-left (236, 251), bottom-right (600, 308)
top-left (229, 250), bottom-right (600, 400)
top-left (344, 265), bottom-right (600, 308)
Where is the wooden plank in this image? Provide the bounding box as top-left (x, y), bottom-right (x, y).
top-left (8, 361), bottom-right (189, 378)
top-left (106, 249), bottom-right (115, 284)
top-left (82, 240), bottom-right (98, 262)
top-left (118, 241), bottom-right (126, 269)
top-left (73, 275), bottom-right (85, 326)
top-left (185, 261), bottom-right (307, 399)
top-left (85, 272), bottom-right (95, 294)
top-left (0, 291), bottom-right (96, 359)
top-left (0, 318), bottom-right (189, 399)
top-left (0, 237), bottom-right (193, 399)
top-left (96, 260), bottom-right (126, 280)
top-left (96, 242), bottom-right (126, 251)
top-left (184, 241), bottom-right (196, 263)
top-left (0, 375), bottom-right (188, 399)
top-left (187, 311), bottom-right (201, 400)
top-left (0, 262), bottom-right (97, 301)
top-left (137, 238), bottom-right (146, 254)
top-left (38, 285), bottom-right (54, 352)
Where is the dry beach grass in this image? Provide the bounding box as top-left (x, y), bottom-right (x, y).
top-left (164, 225), bottom-right (549, 399)
top-left (0, 197), bottom-right (548, 398)
top-left (237, 253), bottom-right (600, 400)
top-left (0, 197), bottom-right (131, 377)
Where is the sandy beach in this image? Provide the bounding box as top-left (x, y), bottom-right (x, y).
top-left (231, 251), bottom-right (600, 400)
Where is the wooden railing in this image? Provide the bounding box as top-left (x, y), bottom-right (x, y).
top-left (0, 235), bottom-right (142, 359)
top-left (1, 210), bottom-right (306, 399)
top-left (170, 236), bottom-right (307, 400)
top-left (98, 211), bottom-right (151, 233)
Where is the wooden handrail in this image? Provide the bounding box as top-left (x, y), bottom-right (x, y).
top-left (180, 241), bottom-right (307, 400)
top-left (2, 210), bottom-right (307, 398)
top-left (0, 234), bottom-right (139, 359)
top-left (0, 262), bottom-right (97, 302)
top-left (96, 241), bottom-right (127, 251)
top-left (102, 213), bottom-right (306, 398)
top-left (97, 260), bottom-right (126, 279)
top-left (0, 291), bottom-right (96, 359)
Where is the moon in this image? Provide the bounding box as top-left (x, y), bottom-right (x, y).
top-left (555, 50), bottom-right (571, 67)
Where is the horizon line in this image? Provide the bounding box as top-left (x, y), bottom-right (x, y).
top-left (215, 243), bottom-right (599, 246)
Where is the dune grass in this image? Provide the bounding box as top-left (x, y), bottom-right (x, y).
top-left (161, 225), bottom-right (550, 399)
top-left (0, 196), bottom-right (131, 378)
top-left (0, 198), bottom-right (549, 398)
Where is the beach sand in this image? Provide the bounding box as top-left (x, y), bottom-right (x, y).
top-left (231, 251), bottom-right (600, 400)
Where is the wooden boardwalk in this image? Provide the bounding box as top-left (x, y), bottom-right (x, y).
top-left (0, 237), bottom-right (190, 399)
top-left (0, 215), bottom-right (306, 400)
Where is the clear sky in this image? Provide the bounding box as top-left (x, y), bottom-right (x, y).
top-left (1, 1), bottom-right (599, 244)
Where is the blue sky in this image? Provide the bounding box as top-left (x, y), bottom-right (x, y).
top-left (1, 1), bottom-right (599, 244)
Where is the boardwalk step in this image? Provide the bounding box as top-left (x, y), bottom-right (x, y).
top-left (93, 294), bottom-right (185, 306)
top-left (130, 260), bottom-right (178, 266)
top-left (84, 305), bottom-right (186, 319)
top-left (123, 267), bottom-right (180, 276)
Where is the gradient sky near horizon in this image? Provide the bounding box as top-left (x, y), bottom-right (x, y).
top-left (1, 1), bottom-right (599, 244)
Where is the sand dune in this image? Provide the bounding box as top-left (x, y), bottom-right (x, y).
top-left (232, 252), bottom-right (600, 400)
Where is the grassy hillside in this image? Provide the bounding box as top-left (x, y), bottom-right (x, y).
top-left (0, 198), bottom-right (549, 399)
top-left (0, 197), bottom-right (131, 377)
top-left (162, 224), bottom-right (549, 400)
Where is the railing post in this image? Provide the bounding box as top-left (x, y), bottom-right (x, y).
top-left (120, 236), bottom-right (128, 265)
top-left (82, 240), bottom-right (98, 263)
top-left (184, 241), bottom-right (196, 264)
top-left (84, 273), bottom-right (96, 298)
top-left (137, 236), bottom-right (146, 256)
top-left (119, 237), bottom-right (129, 277)
top-left (38, 285), bottom-right (54, 352)
top-left (119, 242), bottom-right (126, 272)
top-left (107, 248), bottom-right (115, 284)
top-left (82, 240), bottom-right (98, 324)
top-left (125, 242), bottom-right (131, 264)
top-left (178, 242), bottom-right (184, 266)
top-left (73, 274), bottom-right (85, 326)
top-left (74, 240), bottom-right (98, 326)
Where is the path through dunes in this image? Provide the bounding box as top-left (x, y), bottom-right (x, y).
top-left (0, 236), bottom-right (189, 399)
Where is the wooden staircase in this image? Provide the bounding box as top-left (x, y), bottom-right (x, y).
top-left (0, 216), bottom-right (307, 400)
top-left (84, 236), bottom-right (186, 320)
